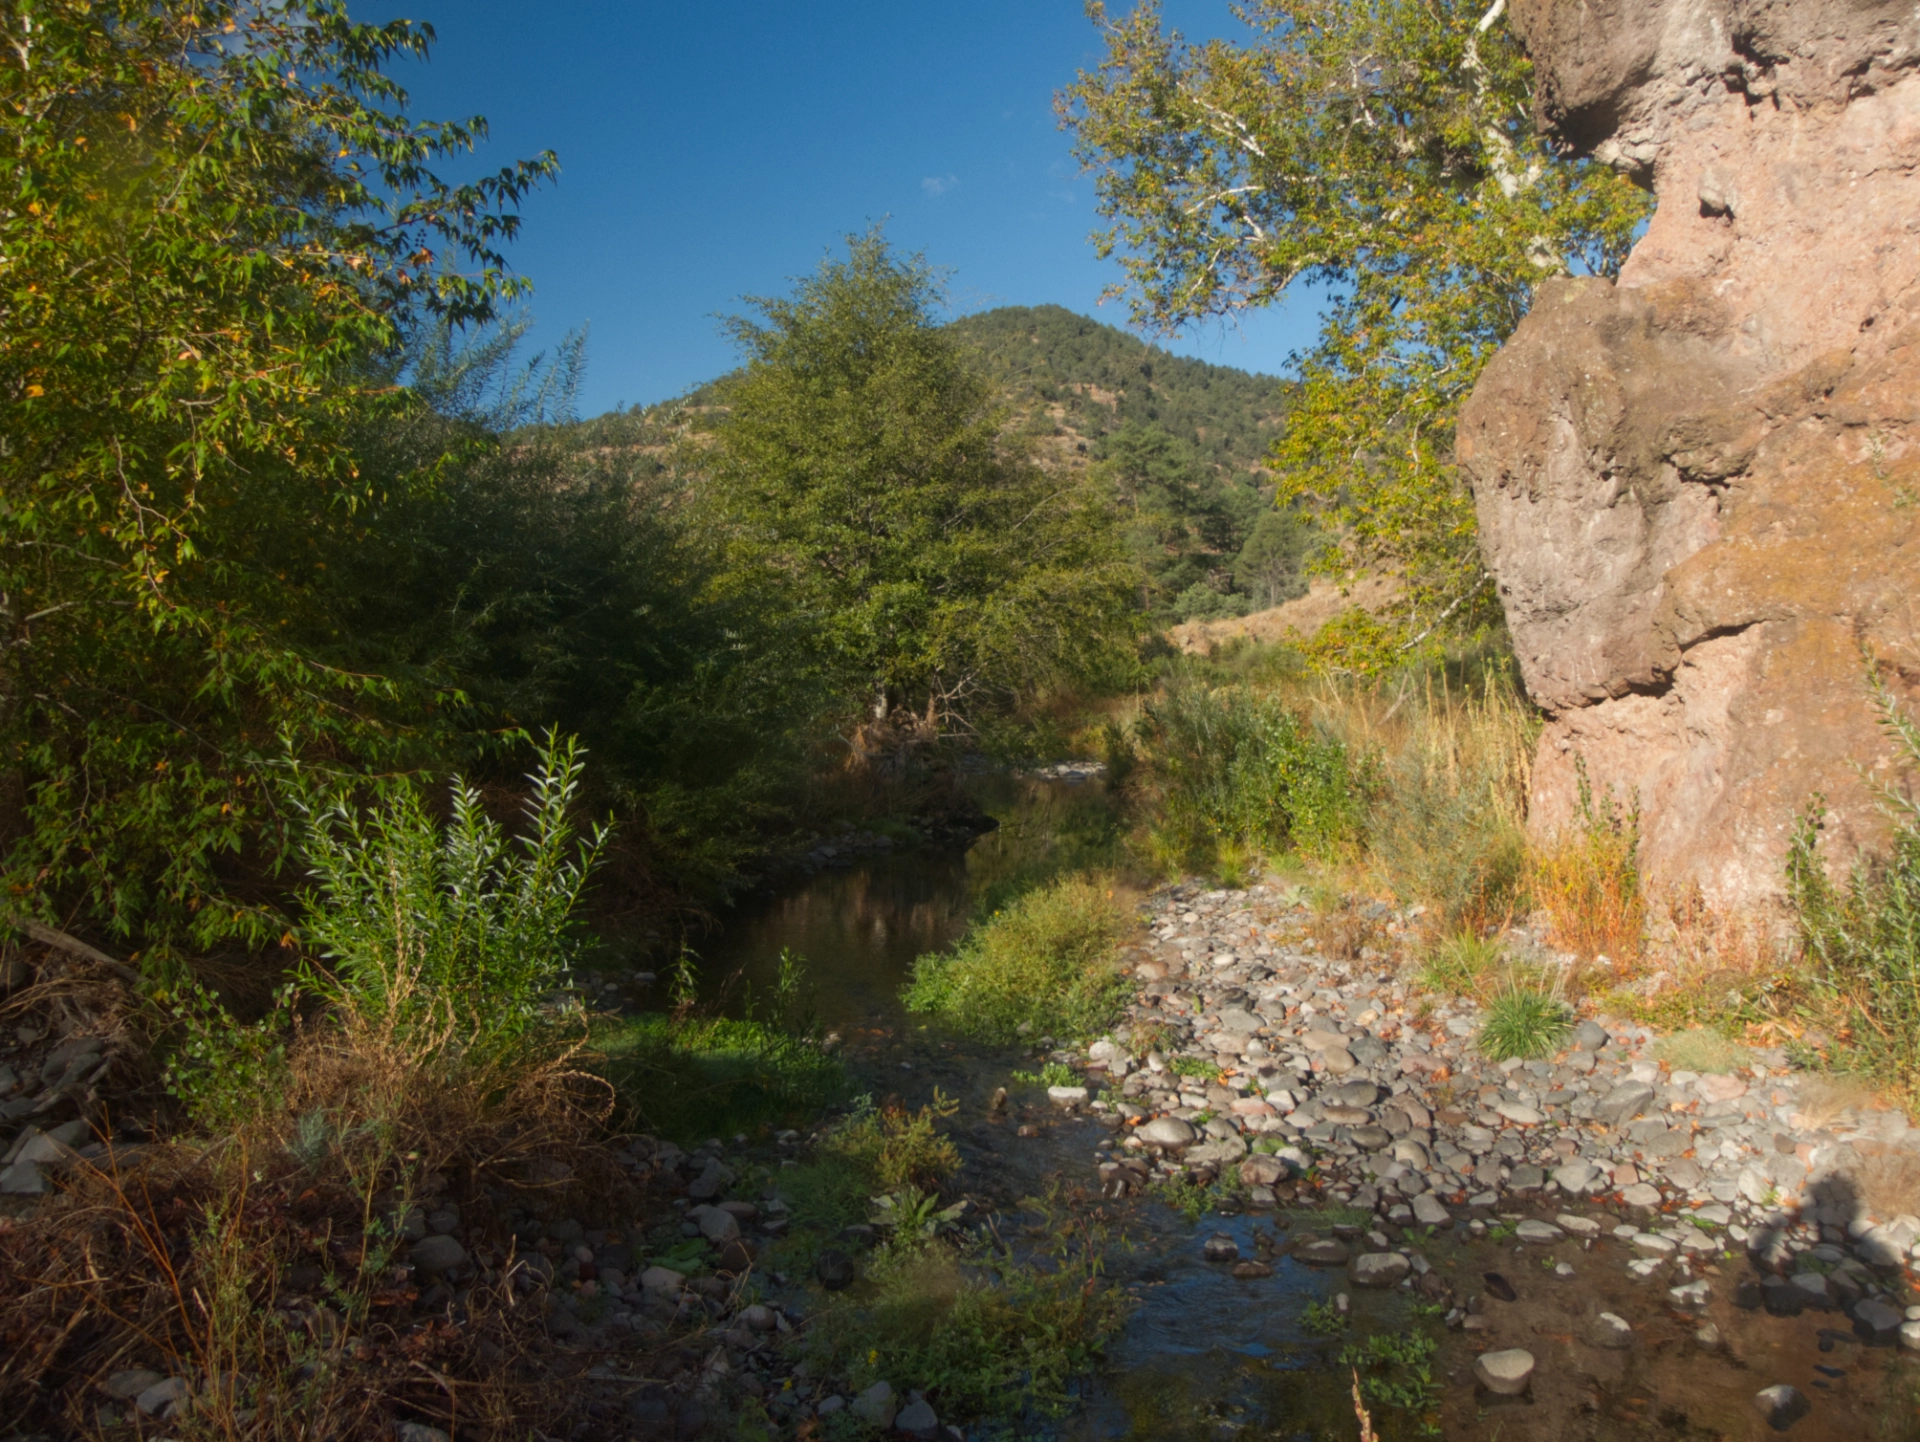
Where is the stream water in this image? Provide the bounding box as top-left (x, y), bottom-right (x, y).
top-left (687, 781), bottom-right (1378, 1441)
top-left (679, 782), bottom-right (1917, 1441)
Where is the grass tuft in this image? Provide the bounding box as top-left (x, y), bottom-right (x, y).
top-left (903, 872), bottom-right (1133, 1044)
top-left (1531, 757), bottom-right (1644, 965)
top-left (1477, 986), bottom-right (1573, 1061)
top-left (1418, 931), bottom-right (1505, 998)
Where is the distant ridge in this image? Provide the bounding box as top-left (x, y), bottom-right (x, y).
top-left (945, 304), bottom-right (1292, 481)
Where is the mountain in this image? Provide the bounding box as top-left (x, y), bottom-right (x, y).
top-left (944, 304), bottom-right (1293, 484)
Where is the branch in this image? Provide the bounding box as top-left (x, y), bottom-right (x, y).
top-left (6, 919), bottom-right (141, 984)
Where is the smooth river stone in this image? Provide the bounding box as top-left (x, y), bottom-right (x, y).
top-left (1292, 1236), bottom-right (1351, 1266)
top-left (1351, 1252), bottom-right (1411, 1288)
top-left (1474, 1348), bottom-right (1535, 1396)
top-left (1138, 1117), bottom-right (1198, 1149)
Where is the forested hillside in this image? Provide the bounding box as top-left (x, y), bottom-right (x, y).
top-left (669, 304), bottom-right (1311, 626)
top-left (946, 303), bottom-right (1290, 481)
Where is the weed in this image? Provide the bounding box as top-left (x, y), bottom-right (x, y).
top-left (1418, 932), bottom-right (1504, 999)
top-left (1477, 985), bottom-right (1574, 1061)
top-left (1788, 664), bottom-right (1920, 1084)
top-left (829, 1092), bottom-right (963, 1193)
top-left (806, 1200), bottom-right (1131, 1427)
top-left (1012, 1061), bottom-right (1079, 1088)
top-left (903, 873), bottom-right (1133, 1044)
top-left (1168, 1055), bottom-right (1221, 1081)
top-left (1531, 756), bottom-right (1644, 964)
top-left (1340, 1329), bottom-right (1441, 1434)
top-left (294, 733), bottom-right (608, 1059)
top-left (1150, 1173), bottom-right (1232, 1223)
top-left (1302, 1298), bottom-right (1348, 1335)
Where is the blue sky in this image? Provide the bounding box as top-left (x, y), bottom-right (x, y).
top-left (373, 1), bottom-right (1326, 415)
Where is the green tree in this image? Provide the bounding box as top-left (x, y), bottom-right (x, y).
top-left (703, 232), bottom-right (1137, 736)
top-left (1233, 507), bottom-right (1315, 609)
top-left (1059, 0), bottom-right (1650, 663)
top-left (0, 1), bottom-right (553, 957)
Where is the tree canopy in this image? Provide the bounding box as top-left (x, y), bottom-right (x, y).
top-left (702, 233), bottom-right (1138, 734)
top-left (1059, 0), bottom-right (1650, 666)
top-left (0, 0), bottom-right (553, 955)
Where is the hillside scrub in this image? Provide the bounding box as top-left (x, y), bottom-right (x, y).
top-left (903, 873), bottom-right (1135, 1044)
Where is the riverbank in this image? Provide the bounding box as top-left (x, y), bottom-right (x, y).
top-left (1042, 877), bottom-right (1920, 1436)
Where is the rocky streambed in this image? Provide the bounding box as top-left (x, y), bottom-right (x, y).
top-left (1040, 879), bottom-right (1920, 1437)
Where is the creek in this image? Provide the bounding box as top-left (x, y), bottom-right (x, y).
top-left (680, 779), bottom-right (1912, 1441)
top-left (689, 778), bottom-right (1381, 1440)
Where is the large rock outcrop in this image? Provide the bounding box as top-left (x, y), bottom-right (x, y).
top-left (1457, 0), bottom-right (1920, 909)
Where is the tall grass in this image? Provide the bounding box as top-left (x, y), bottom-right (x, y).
top-left (903, 873), bottom-right (1133, 1043)
top-left (1789, 666), bottom-right (1920, 1084)
top-left (1136, 682), bottom-right (1361, 875)
top-left (1345, 675), bottom-right (1535, 932)
top-left (1531, 757), bottom-right (1644, 963)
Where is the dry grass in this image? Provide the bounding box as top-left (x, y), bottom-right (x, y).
top-left (1530, 818), bottom-right (1644, 968)
top-left (1793, 1075), bottom-right (1887, 1133)
top-left (1652, 1028), bottom-right (1753, 1075)
top-left (0, 1001), bottom-right (630, 1439)
top-left (1847, 1147), bottom-right (1920, 1221)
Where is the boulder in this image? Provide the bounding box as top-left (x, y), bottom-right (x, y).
top-left (1459, 0), bottom-right (1920, 910)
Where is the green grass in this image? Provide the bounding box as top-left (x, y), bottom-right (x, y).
top-left (903, 872), bottom-right (1133, 1044)
top-left (1168, 1055), bottom-right (1220, 1080)
top-left (1476, 987), bottom-right (1573, 1061)
top-left (1418, 931), bottom-right (1504, 998)
top-left (595, 1011), bottom-right (845, 1144)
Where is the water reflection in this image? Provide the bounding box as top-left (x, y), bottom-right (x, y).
top-left (694, 850), bottom-right (975, 1028)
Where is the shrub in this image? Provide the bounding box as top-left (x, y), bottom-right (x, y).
top-left (1788, 665), bottom-right (1920, 1082)
top-left (1138, 682), bottom-right (1360, 873)
top-left (1530, 757), bottom-right (1644, 963)
top-left (903, 873), bottom-right (1133, 1043)
top-left (295, 734), bottom-right (607, 1059)
top-left (1477, 986), bottom-right (1573, 1062)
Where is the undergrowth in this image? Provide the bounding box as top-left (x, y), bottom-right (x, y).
top-left (1789, 664), bottom-right (1920, 1085)
top-left (0, 739), bottom-right (625, 1438)
top-left (804, 1195), bottom-right (1131, 1428)
top-left (903, 872), bottom-right (1133, 1043)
